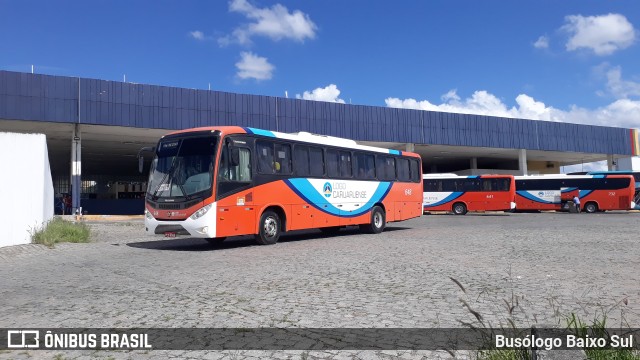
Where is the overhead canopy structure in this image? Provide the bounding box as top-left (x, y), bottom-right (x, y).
top-left (0, 70), bottom-right (638, 214)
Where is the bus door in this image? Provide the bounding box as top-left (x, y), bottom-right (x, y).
top-left (216, 140), bottom-right (256, 237)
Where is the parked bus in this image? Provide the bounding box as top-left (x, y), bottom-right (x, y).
top-left (422, 174), bottom-right (516, 215)
top-left (571, 171), bottom-right (640, 210)
top-left (514, 174), bottom-right (636, 213)
top-left (141, 126), bottom-right (423, 245)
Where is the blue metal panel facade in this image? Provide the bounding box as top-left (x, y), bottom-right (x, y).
top-left (0, 70), bottom-right (633, 155)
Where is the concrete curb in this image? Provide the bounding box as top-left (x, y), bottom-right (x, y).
top-left (59, 215), bottom-right (144, 221)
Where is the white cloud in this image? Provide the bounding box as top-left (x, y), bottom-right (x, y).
top-left (235, 51), bottom-right (274, 81)
top-left (189, 30), bottom-right (206, 41)
top-left (533, 35), bottom-right (549, 49)
top-left (296, 84), bottom-right (345, 103)
top-left (385, 89), bottom-right (640, 129)
top-left (562, 13), bottom-right (636, 55)
top-left (220, 0), bottom-right (317, 46)
top-left (604, 66), bottom-right (640, 99)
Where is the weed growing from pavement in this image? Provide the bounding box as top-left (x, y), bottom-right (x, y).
top-left (31, 217), bottom-right (91, 247)
top-left (449, 275), bottom-right (640, 360)
top-left (566, 312), bottom-right (640, 360)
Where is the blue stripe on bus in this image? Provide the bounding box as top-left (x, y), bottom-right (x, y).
top-left (516, 191), bottom-right (558, 204)
top-left (578, 190), bottom-right (593, 198)
top-left (244, 127), bottom-right (275, 137)
top-left (284, 179), bottom-right (392, 217)
top-left (423, 192), bottom-right (464, 208)
top-left (389, 149), bottom-right (401, 155)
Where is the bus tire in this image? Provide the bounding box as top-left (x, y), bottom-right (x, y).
top-left (255, 210), bottom-right (281, 245)
top-left (452, 202), bottom-right (467, 215)
top-left (584, 202), bottom-right (598, 213)
top-left (360, 206), bottom-right (385, 234)
top-left (205, 237), bottom-right (226, 245)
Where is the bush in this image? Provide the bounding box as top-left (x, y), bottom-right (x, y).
top-left (31, 217), bottom-right (91, 247)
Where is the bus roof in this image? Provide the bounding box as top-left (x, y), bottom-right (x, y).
top-left (162, 126), bottom-right (419, 157)
top-left (515, 174), bottom-right (631, 180)
top-left (423, 174), bottom-right (514, 179)
top-left (586, 170), bottom-right (639, 174)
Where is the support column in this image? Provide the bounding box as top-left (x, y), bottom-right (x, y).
top-left (607, 155), bottom-right (616, 171)
top-left (405, 143), bottom-right (415, 152)
top-left (518, 149), bottom-right (528, 176)
top-left (470, 157), bottom-right (478, 175)
top-left (71, 124), bottom-right (82, 215)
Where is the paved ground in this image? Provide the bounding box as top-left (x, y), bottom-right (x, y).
top-left (0, 212), bottom-right (638, 359)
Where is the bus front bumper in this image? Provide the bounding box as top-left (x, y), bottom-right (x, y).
top-left (145, 203), bottom-right (217, 238)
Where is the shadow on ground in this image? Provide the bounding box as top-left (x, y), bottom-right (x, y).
top-left (125, 226), bottom-right (411, 252)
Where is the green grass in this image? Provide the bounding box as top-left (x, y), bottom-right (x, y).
top-left (450, 277), bottom-right (640, 360)
top-left (566, 313), bottom-right (640, 360)
top-left (31, 217), bottom-right (91, 247)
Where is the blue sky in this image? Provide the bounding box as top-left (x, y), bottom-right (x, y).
top-left (1, 0), bottom-right (640, 131)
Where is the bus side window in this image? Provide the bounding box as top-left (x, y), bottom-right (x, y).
top-left (236, 148), bottom-right (252, 181)
top-left (376, 156), bottom-right (395, 181)
top-left (326, 150), bottom-right (340, 177)
top-left (396, 158), bottom-right (410, 182)
top-left (220, 146), bottom-right (251, 182)
top-left (309, 147), bottom-right (324, 177)
top-left (483, 179), bottom-right (492, 191)
top-left (275, 143), bottom-right (292, 175)
top-left (339, 151), bottom-right (352, 178)
top-left (410, 159), bottom-right (420, 183)
top-left (355, 152), bottom-right (375, 180)
top-left (257, 141), bottom-right (274, 174)
top-left (294, 146), bottom-right (310, 177)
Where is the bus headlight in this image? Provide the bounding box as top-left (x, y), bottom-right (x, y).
top-left (145, 209), bottom-right (154, 220)
top-left (190, 204), bottom-right (212, 220)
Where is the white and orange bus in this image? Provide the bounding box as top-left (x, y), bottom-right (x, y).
top-left (142, 126), bottom-right (423, 245)
top-left (514, 174), bottom-right (636, 213)
top-left (422, 174), bottom-right (516, 215)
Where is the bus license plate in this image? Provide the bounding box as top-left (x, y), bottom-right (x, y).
top-left (164, 232), bottom-right (176, 238)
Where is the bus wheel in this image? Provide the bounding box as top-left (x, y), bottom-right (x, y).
top-left (584, 202), bottom-right (598, 213)
top-left (256, 210), bottom-right (281, 245)
top-left (452, 203), bottom-right (467, 215)
top-left (205, 237), bottom-right (226, 245)
top-left (360, 206), bottom-right (386, 234)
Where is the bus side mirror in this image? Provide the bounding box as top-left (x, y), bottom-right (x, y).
top-left (230, 147), bottom-right (240, 166)
top-left (137, 146), bottom-right (155, 173)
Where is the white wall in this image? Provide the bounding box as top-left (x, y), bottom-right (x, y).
top-left (617, 156), bottom-right (640, 171)
top-left (0, 132), bottom-right (54, 247)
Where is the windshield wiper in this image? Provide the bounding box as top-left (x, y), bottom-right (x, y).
top-left (150, 141), bottom-right (183, 200)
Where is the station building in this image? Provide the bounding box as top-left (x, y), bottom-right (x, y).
top-left (1, 70), bottom-right (638, 214)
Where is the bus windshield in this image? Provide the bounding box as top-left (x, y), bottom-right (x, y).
top-left (148, 135), bottom-right (218, 200)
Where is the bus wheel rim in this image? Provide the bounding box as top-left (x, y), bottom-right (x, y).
top-left (374, 212), bottom-right (382, 228)
top-left (264, 217), bottom-right (277, 237)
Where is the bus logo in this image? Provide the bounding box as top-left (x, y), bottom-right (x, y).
top-left (323, 182), bottom-right (332, 198)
